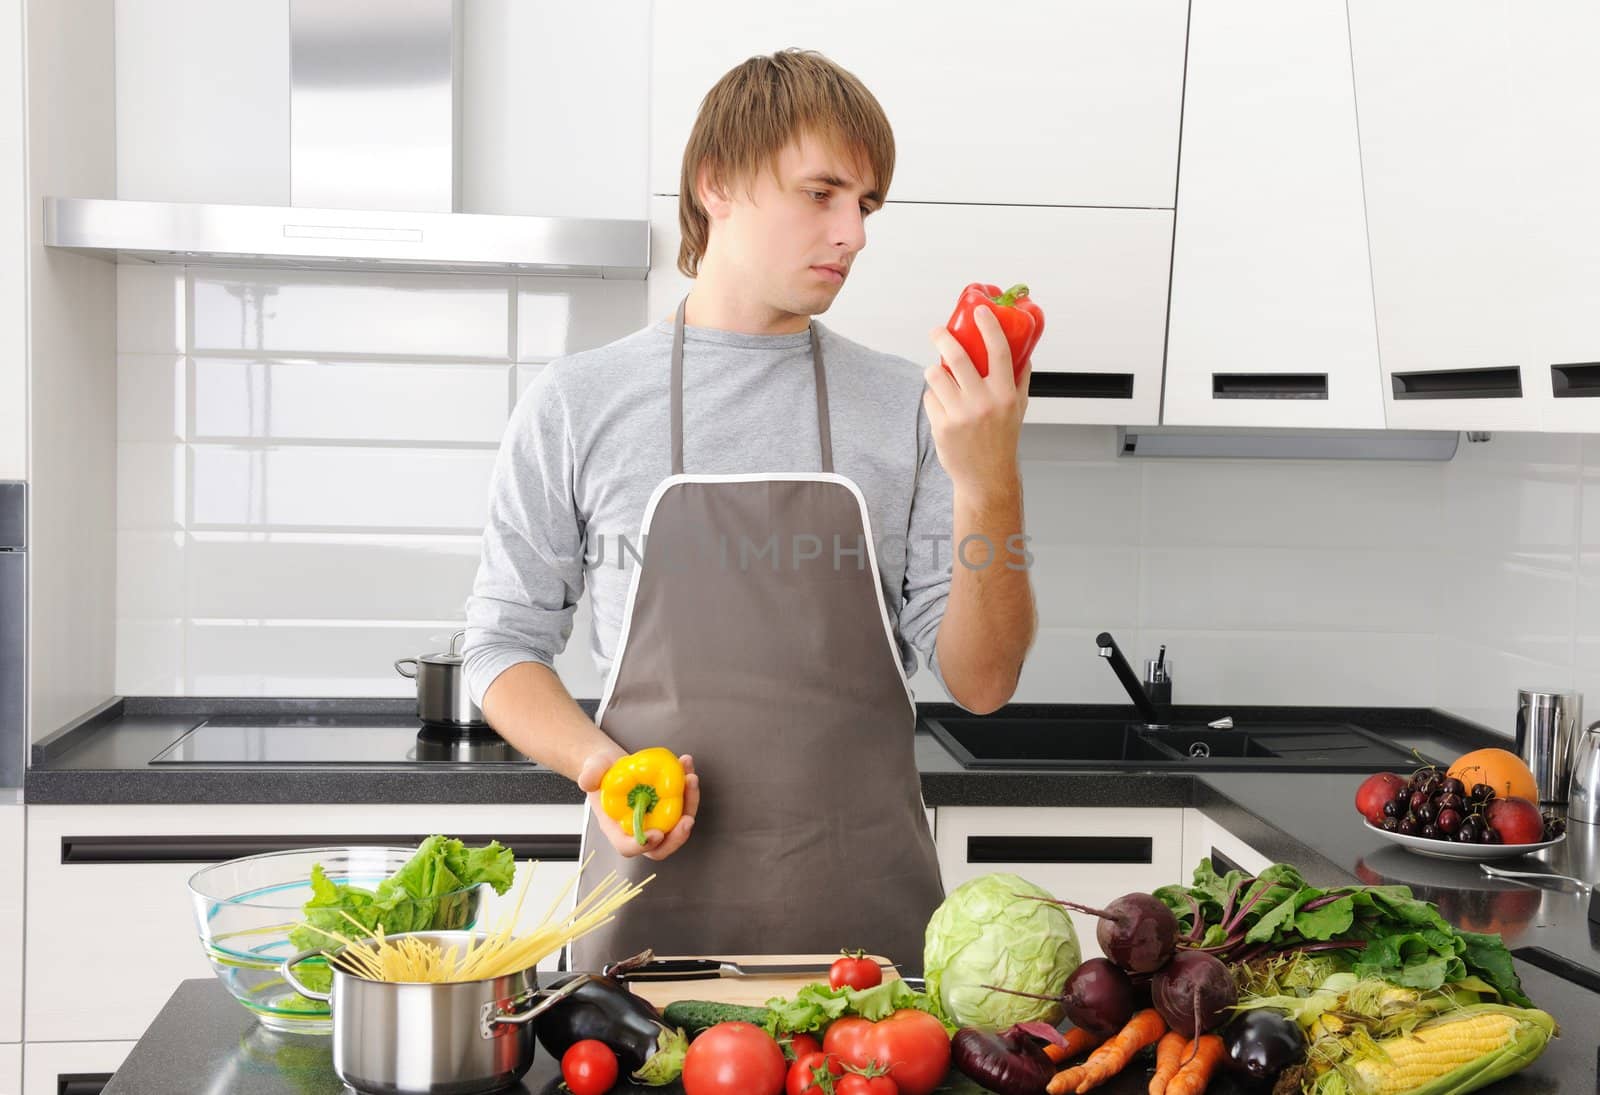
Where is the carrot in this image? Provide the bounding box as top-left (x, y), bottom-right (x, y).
top-left (1047, 1008), bottom-right (1167, 1094)
top-left (1044, 1026), bottom-right (1104, 1064)
top-left (1147, 1031), bottom-right (1192, 1095)
top-left (1165, 1034), bottom-right (1226, 1095)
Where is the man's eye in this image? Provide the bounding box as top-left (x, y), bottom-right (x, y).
top-left (860, 205), bottom-right (873, 217)
top-left (807, 190), bottom-right (827, 201)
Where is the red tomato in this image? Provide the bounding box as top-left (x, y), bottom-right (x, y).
top-left (824, 1011), bottom-right (950, 1095)
top-left (822, 1017), bottom-right (877, 1069)
top-left (786, 1051), bottom-right (844, 1095)
top-left (683, 1021), bottom-right (788, 1095)
top-left (784, 1033), bottom-right (824, 1062)
top-left (560, 1039), bottom-right (619, 1095)
top-left (829, 952), bottom-right (884, 992)
top-left (838, 1073), bottom-right (899, 1095)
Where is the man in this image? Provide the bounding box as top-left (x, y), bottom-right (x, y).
top-left (464, 49), bottom-right (1035, 973)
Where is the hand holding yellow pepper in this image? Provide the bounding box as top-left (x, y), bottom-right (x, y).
top-left (600, 747), bottom-right (687, 847)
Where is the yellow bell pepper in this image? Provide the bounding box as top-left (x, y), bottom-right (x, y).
top-left (600, 747), bottom-right (686, 846)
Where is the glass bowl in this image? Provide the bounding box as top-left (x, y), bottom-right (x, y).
top-left (188, 846), bottom-right (486, 1034)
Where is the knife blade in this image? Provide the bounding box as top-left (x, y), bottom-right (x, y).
top-left (622, 958), bottom-right (898, 981)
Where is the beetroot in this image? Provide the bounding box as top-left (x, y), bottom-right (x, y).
top-left (1023, 891), bottom-right (1179, 974)
top-left (1151, 949), bottom-right (1237, 1039)
top-left (983, 956), bottom-right (1136, 1037)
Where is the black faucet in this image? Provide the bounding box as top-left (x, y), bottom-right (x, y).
top-left (1095, 632), bottom-right (1169, 728)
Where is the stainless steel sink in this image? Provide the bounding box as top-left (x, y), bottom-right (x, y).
top-left (926, 715), bottom-right (1432, 771)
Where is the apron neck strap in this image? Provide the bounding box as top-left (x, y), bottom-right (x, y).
top-left (671, 297), bottom-right (834, 475)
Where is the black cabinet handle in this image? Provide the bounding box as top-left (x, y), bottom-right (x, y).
top-left (1550, 361), bottom-right (1600, 398)
top-left (1211, 373), bottom-right (1328, 400)
top-left (58, 1074), bottom-right (113, 1095)
top-left (1210, 845), bottom-right (1244, 877)
top-left (1030, 372), bottom-right (1135, 399)
top-left (966, 835), bottom-right (1153, 865)
top-left (60, 833), bottom-right (580, 865)
top-left (1391, 366), bottom-right (1522, 400)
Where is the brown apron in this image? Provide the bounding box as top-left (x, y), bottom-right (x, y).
top-left (568, 299), bottom-right (945, 974)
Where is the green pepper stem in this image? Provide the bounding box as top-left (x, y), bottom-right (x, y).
top-left (627, 784), bottom-right (660, 847)
top-left (992, 283), bottom-right (1030, 308)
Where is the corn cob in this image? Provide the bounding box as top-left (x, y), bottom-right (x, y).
top-left (1310, 1004), bottom-right (1556, 1095)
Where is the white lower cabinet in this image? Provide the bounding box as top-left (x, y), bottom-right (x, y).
top-left (20, 1040), bottom-right (132, 1095)
top-left (933, 807), bottom-right (1185, 961)
top-left (1180, 809), bottom-right (1274, 878)
top-left (0, 1042), bottom-right (19, 1095)
top-left (24, 803), bottom-right (584, 1045)
top-left (0, 805), bottom-right (21, 1045)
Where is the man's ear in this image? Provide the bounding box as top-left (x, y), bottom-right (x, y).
top-left (696, 163), bottom-right (733, 220)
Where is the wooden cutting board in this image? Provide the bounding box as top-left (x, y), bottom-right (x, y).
top-left (627, 953), bottom-right (898, 1010)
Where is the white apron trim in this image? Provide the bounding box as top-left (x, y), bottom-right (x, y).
top-left (593, 470), bottom-right (916, 727)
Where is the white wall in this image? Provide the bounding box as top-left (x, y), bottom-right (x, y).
top-left (0, 0), bottom-right (25, 482)
top-left (115, 263), bottom-right (643, 699)
top-left (26, 0), bottom-right (117, 742)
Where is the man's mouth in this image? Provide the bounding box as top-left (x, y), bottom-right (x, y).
top-left (811, 264), bottom-right (846, 284)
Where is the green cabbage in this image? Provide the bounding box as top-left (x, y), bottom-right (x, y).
top-left (923, 872), bottom-right (1081, 1030)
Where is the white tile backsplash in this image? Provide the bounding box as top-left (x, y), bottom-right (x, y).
top-left (191, 358), bottom-right (511, 443)
top-left (189, 445), bottom-right (497, 531)
top-left (190, 268), bottom-right (514, 359)
top-left (112, 267), bottom-right (1599, 731)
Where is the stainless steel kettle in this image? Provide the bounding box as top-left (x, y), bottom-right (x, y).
top-left (1569, 719), bottom-right (1600, 825)
top-left (396, 630), bottom-right (487, 728)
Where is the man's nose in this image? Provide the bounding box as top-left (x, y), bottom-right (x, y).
top-left (833, 208), bottom-right (867, 254)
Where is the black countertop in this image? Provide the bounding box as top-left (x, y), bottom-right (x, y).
top-left (104, 971), bottom-right (1600, 1095)
top-left (25, 697), bottom-right (1483, 806)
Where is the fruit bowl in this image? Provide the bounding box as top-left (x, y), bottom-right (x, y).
top-left (1363, 819), bottom-right (1566, 861)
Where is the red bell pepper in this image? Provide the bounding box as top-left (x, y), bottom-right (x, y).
top-left (942, 282), bottom-right (1045, 383)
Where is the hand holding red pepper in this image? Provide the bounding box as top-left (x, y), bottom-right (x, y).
top-left (923, 282), bottom-right (1041, 497)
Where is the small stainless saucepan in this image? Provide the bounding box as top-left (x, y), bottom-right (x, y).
top-left (281, 931), bottom-right (587, 1095)
top-left (396, 630), bottom-right (487, 728)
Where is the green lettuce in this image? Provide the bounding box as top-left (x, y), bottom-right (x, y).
top-left (288, 835), bottom-right (516, 954)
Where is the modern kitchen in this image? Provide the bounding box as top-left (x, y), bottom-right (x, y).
top-left (4, 2), bottom-right (1600, 1094)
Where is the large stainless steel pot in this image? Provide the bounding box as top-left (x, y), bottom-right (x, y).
top-left (396, 630), bottom-right (486, 727)
top-left (281, 931), bottom-right (587, 1095)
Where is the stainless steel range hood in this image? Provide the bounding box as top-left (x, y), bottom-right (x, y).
top-left (44, 0), bottom-right (648, 278)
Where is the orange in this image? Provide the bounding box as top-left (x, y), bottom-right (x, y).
top-left (1448, 747), bottom-right (1538, 801)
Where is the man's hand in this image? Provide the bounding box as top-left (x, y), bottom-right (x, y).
top-left (577, 748), bottom-right (700, 861)
top-left (923, 303), bottom-right (1031, 496)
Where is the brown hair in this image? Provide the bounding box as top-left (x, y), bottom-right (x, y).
top-left (676, 49), bottom-right (895, 278)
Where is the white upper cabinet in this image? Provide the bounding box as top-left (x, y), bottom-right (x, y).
top-left (649, 0), bottom-right (1188, 208)
top-left (1164, 0), bottom-right (1384, 428)
top-left (1351, 0), bottom-right (1600, 431)
top-left (646, 197), bottom-right (1173, 426)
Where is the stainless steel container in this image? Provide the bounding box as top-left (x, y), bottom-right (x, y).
top-left (1515, 688), bottom-right (1580, 805)
top-left (397, 630), bottom-right (486, 728)
top-left (1569, 720), bottom-right (1600, 826)
top-left (281, 931), bottom-right (586, 1095)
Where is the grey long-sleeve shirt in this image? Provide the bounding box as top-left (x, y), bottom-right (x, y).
top-left (462, 316), bottom-right (958, 709)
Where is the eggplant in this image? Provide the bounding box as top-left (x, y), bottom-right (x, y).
top-left (534, 958), bottom-right (687, 1086)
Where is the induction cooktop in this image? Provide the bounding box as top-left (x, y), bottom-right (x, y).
top-left (149, 715), bottom-right (535, 765)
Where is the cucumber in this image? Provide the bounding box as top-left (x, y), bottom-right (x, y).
top-left (661, 999), bottom-right (773, 1037)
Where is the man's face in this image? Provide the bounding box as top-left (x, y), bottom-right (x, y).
top-left (700, 132), bottom-right (883, 318)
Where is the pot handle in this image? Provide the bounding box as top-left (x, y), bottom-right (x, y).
top-left (279, 948), bottom-right (334, 1003)
top-left (394, 658), bottom-right (418, 679)
top-left (480, 973), bottom-right (591, 1039)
